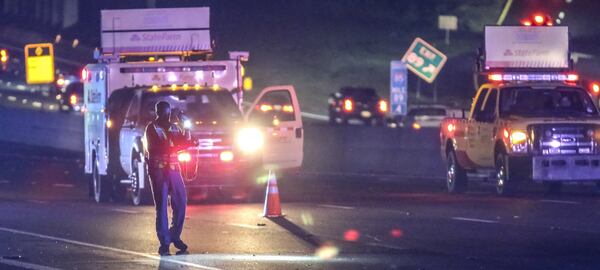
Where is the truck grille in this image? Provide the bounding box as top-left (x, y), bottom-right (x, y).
top-left (193, 131), bottom-right (233, 151)
top-left (529, 124), bottom-right (596, 155)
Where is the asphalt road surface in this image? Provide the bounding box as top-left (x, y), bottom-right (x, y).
top-left (0, 144), bottom-right (600, 270)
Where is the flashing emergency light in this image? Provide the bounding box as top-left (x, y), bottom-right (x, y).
top-left (522, 14), bottom-right (553, 26)
top-left (0, 49), bottom-right (7, 63)
top-left (243, 77), bottom-right (253, 91)
top-left (343, 99), bottom-right (353, 112)
top-left (488, 73), bottom-right (579, 82)
top-left (260, 104), bottom-right (273, 112)
top-left (282, 105), bottom-right (294, 113)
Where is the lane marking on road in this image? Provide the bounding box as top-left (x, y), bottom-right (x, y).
top-left (109, 208), bottom-right (141, 214)
top-left (0, 180), bottom-right (10, 184)
top-left (451, 217), bottom-right (499, 224)
top-left (0, 226), bottom-right (223, 270)
top-left (0, 257), bottom-right (63, 270)
top-left (52, 183), bottom-right (75, 188)
top-left (227, 223), bottom-right (262, 229)
top-left (539, 199), bottom-right (580, 205)
top-left (318, 204), bottom-right (356, 210)
top-left (26, 200), bottom-right (49, 204)
top-left (301, 112), bottom-right (328, 121)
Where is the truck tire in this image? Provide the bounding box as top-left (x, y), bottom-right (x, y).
top-left (130, 152), bottom-right (153, 206)
top-left (92, 156), bottom-right (111, 203)
top-left (446, 150), bottom-right (468, 193)
top-left (495, 152), bottom-right (517, 196)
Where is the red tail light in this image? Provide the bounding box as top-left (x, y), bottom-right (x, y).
top-left (69, 94), bottom-right (77, 105)
top-left (566, 74), bottom-right (579, 82)
top-left (81, 68), bottom-right (88, 81)
top-left (177, 151), bottom-right (191, 162)
top-left (378, 100), bottom-right (388, 112)
top-left (343, 99), bottom-right (353, 112)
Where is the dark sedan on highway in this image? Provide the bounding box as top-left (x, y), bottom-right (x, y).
top-left (328, 87), bottom-right (388, 126)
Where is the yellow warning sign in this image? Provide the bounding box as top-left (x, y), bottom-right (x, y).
top-left (25, 43), bottom-right (55, 84)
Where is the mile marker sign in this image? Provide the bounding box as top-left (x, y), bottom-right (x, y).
top-left (401, 38), bottom-right (447, 83)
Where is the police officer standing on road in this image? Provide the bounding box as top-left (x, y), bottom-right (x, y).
top-left (144, 101), bottom-right (195, 256)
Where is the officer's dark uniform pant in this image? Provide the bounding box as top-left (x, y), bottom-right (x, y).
top-left (149, 164), bottom-right (187, 247)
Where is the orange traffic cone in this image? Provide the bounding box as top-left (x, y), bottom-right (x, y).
top-left (263, 170), bottom-right (283, 217)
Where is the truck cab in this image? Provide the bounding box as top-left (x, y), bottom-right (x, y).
top-left (83, 7), bottom-right (303, 205)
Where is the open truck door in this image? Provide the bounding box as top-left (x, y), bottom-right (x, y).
top-left (246, 85), bottom-right (303, 170)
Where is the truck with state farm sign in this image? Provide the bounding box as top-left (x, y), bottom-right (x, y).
top-left (440, 25), bottom-right (600, 196)
top-left (84, 7), bottom-right (304, 205)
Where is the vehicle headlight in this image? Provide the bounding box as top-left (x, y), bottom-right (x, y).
top-left (508, 130), bottom-right (528, 153)
top-left (183, 119), bottom-right (192, 129)
top-left (237, 128), bottom-right (264, 153)
top-left (510, 131), bottom-right (527, 145)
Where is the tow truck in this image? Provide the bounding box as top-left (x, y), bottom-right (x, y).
top-left (440, 24), bottom-right (600, 196)
top-left (84, 7), bottom-right (303, 205)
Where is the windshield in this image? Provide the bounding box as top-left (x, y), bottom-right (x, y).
top-left (499, 86), bottom-right (599, 118)
top-left (140, 90), bottom-right (241, 124)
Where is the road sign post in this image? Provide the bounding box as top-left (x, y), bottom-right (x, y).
top-left (390, 61), bottom-right (408, 116)
top-left (24, 43), bottom-right (55, 84)
top-left (438, 15), bottom-right (458, 46)
top-left (401, 38), bottom-right (447, 84)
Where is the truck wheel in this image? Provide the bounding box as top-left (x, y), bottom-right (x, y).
top-left (495, 153), bottom-right (517, 196)
top-left (92, 156), bottom-right (111, 203)
top-left (130, 152), bottom-right (153, 206)
top-left (446, 150), bottom-right (468, 193)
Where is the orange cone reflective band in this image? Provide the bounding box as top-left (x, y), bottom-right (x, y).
top-left (263, 170), bottom-right (283, 217)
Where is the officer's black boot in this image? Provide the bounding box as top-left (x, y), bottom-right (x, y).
top-left (158, 245), bottom-right (170, 256)
top-left (173, 240), bottom-right (188, 254)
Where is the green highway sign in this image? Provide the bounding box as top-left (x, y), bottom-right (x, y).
top-left (401, 38), bottom-right (447, 83)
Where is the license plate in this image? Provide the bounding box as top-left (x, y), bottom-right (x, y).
top-left (361, 111), bottom-right (372, 118)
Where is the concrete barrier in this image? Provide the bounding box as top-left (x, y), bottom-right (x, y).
top-left (301, 124), bottom-right (445, 179)
top-left (0, 106), bottom-right (445, 179)
top-left (0, 107), bottom-right (83, 152)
